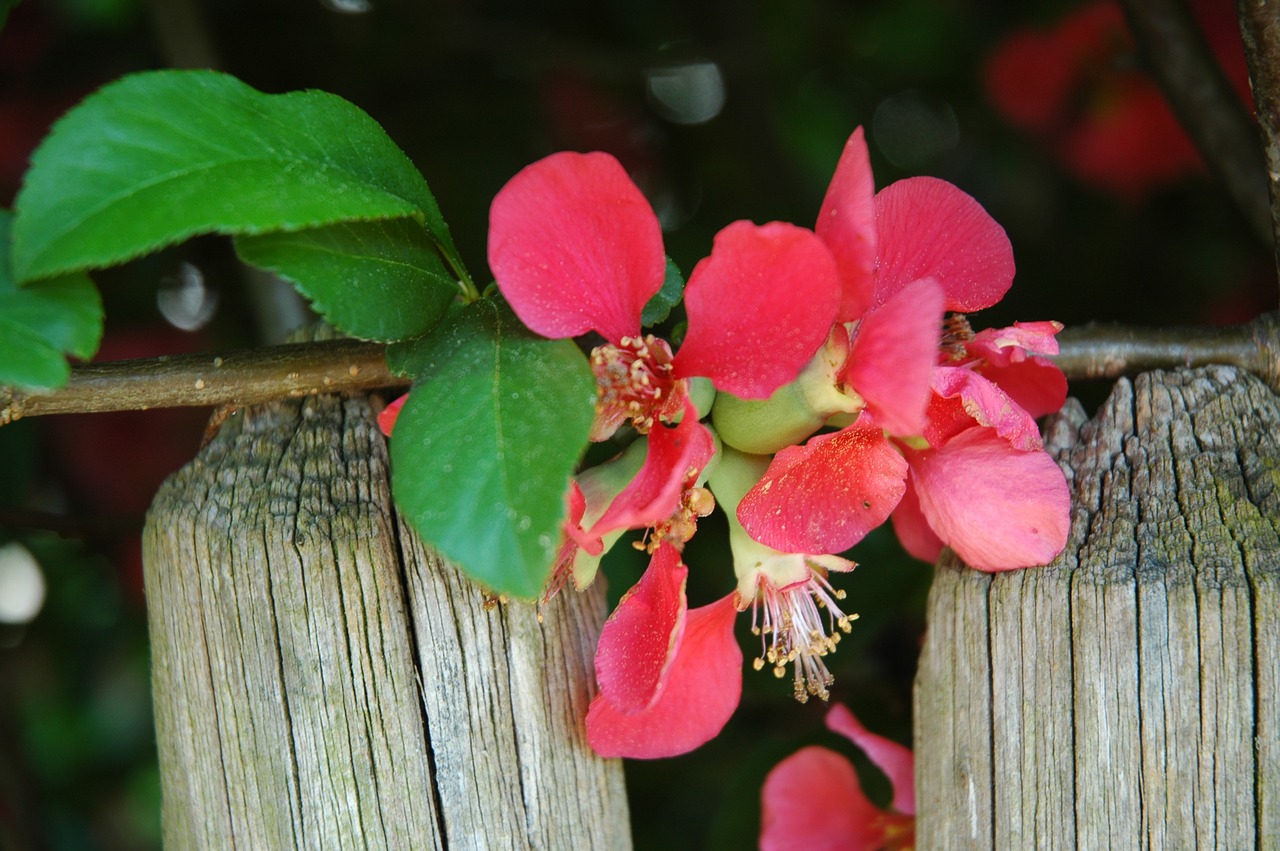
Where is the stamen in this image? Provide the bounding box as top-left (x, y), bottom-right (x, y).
top-left (642, 472), bottom-right (716, 554)
top-left (940, 313), bottom-right (974, 362)
top-left (589, 335), bottom-right (686, 440)
top-left (750, 568), bottom-right (858, 703)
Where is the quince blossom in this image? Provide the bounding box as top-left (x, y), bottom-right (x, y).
top-left (724, 127), bottom-right (1070, 571)
top-left (585, 445), bottom-right (862, 757)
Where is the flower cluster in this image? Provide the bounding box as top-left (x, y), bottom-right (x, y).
top-left (383, 127), bottom-right (1070, 759)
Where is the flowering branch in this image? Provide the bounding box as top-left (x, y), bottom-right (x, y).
top-left (3, 314), bottom-right (1278, 425)
top-left (1116, 0), bottom-right (1272, 246)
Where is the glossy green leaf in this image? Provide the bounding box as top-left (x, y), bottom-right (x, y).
top-left (641, 256), bottom-right (685, 327)
top-left (12, 69), bottom-right (463, 283)
top-left (236, 219), bottom-right (459, 342)
top-left (390, 298), bottom-right (596, 598)
top-left (0, 210), bottom-right (103, 390)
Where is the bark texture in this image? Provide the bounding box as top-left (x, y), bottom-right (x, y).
top-left (915, 366), bottom-right (1280, 848)
top-left (142, 388), bottom-right (630, 850)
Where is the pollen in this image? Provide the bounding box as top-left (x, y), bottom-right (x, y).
top-left (589, 335), bottom-right (686, 441)
top-left (749, 569), bottom-right (859, 703)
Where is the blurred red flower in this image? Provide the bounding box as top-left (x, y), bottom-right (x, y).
top-left (984, 0), bottom-right (1252, 198)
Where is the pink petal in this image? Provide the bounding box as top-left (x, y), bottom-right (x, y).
top-left (586, 594), bottom-right (742, 759)
top-left (760, 746), bottom-right (885, 851)
top-left (738, 420), bottom-right (908, 555)
top-left (968, 321), bottom-right (1063, 365)
top-left (586, 404), bottom-right (715, 539)
top-left (825, 703), bottom-right (916, 816)
top-left (377, 393), bottom-right (408, 437)
top-left (909, 426), bottom-right (1071, 571)
top-left (675, 220), bottom-right (840, 399)
top-left (930, 366), bottom-right (1044, 451)
top-left (979, 357), bottom-right (1068, 420)
top-left (873, 176), bottom-right (1015, 312)
top-left (816, 126), bottom-right (878, 322)
top-left (593, 544), bottom-right (688, 714)
top-left (488, 151), bottom-right (664, 343)
top-left (889, 475), bottom-right (944, 564)
top-left (562, 480), bottom-right (604, 556)
top-left (842, 277), bottom-right (944, 436)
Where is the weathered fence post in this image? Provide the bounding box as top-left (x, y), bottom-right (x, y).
top-left (915, 365), bottom-right (1280, 847)
top-left (141, 385), bottom-right (631, 849)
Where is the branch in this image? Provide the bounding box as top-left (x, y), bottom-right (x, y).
top-left (3, 315), bottom-right (1279, 424)
top-left (1118, 0), bottom-right (1273, 246)
top-left (1236, 0), bottom-right (1280, 282)
top-left (0, 339), bottom-right (408, 425)
top-left (1054, 312), bottom-right (1280, 389)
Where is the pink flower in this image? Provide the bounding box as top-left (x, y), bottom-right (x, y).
top-left (718, 448), bottom-right (860, 704)
top-left (760, 703), bottom-right (915, 851)
top-left (585, 542), bottom-right (743, 759)
top-left (729, 127), bottom-right (1069, 571)
top-left (586, 448), bottom-right (860, 757)
top-left (742, 320), bottom-right (1071, 571)
top-left (490, 150), bottom-right (842, 566)
top-left (888, 321), bottom-right (1071, 570)
top-left (714, 128), bottom-right (1008, 456)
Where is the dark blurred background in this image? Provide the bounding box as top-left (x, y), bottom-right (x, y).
top-left (0, 0), bottom-right (1273, 848)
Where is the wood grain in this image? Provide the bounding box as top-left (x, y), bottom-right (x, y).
top-left (915, 366), bottom-right (1280, 848)
top-left (143, 386), bottom-right (629, 849)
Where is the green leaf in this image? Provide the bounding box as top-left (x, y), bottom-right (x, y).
top-left (641, 256), bottom-right (685, 327)
top-left (390, 299), bottom-right (596, 598)
top-left (0, 210), bottom-right (103, 390)
top-left (236, 219), bottom-right (459, 342)
top-left (0, 324), bottom-right (71, 389)
top-left (12, 69), bottom-right (463, 283)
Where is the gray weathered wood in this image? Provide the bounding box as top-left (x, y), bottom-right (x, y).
top-left (915, 366), bottom-right (1280, 848)
top-left (142, 387), bottom-right (630, 850)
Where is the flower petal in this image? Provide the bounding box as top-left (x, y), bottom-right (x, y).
top-left (909, 426), bottom-right (1071, 571)
top-left (873, 176), bottom-right (1014, 312)
top-left (377, 393), bottom-right (408, 437)
top-left (968, 321), bottom-right (1063, 365)
top-left (593, 543), bottom-right (687, 713)
top-left (488, 151), bottom-right (664, 343)
top-left (930, 366), bottom-right (1044, 451)
top-left (738, 420), bottom-right (907, 554)
top-left (586, 594), bottom-right (742, 759)
top-left (979, 357), bottom-right (1068, 420)
top-left (760, 746), bottom-right (885, 851)
top-left (825, 703), bottom-right (916, 816)
top-left (586, 404), bottom-right (715, 539)
top-left (842, 277), bottom-right (944, 436)
top-left (816, 126), bottom-right (878, 322)
top-left (889, 475), bottom-right (944, 564)
top-left (675, 220), bottom-right (840, 399)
